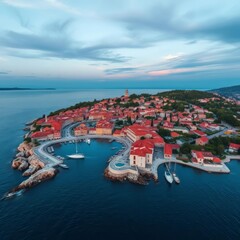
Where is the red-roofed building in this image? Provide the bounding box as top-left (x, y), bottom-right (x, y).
top-left (96, 120), bottom-right (113, 135)
top-left (130, 139), bottom-right (154, 168)
top-left (192, 129), bottom-right (207, 137)
top-left (171, 132), bottom-right (180, 138)
top-left (74, 123), bottom-right (88, 136)
top-left (229, 143), bottom-right (240, 153)
top-left (191, 150), bottom-right (222, 166)
top-left (164, 144), bottom-right (172, 159)
top-left (126, 124), bottom-right (164, 146)
top-left (196, 137), bottom-right (209, 146)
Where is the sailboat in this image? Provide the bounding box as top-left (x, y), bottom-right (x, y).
top-left (164, 163), bottom-right (173, 184)
top-left (67, 142), bottom-right (85, 159)
top-left (172, 162), bottom-right (180, 184)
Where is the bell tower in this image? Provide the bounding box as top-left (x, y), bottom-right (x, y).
top-left (125, 89), bottom-right (129, 98)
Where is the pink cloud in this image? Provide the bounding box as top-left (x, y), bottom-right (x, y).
top-left (148, 68), bottom-right (197, 76)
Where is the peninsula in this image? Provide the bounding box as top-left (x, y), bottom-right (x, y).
top-left (0, 87), bottom-right (56, 91)
top-left (6, 89), bottom-right (240, 198)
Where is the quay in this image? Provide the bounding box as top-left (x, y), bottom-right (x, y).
top-left (151, 158), bottom-right (230, 180)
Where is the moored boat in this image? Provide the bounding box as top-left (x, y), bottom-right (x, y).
top-left (67, 142), bottom-right (85, 159)
top-left (172, 162), bottom-right (180, 184)
top-left (165, 170), bottom-right (173, 184)
top-left (172, 173), bottom-right (180, 184)
top-left (67, 153), bottom-right (85, 159)
top-left (59, 164), bottom-right (69, 169)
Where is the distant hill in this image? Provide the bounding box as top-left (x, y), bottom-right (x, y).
top-left (157, 90), bottom-right (215, 100)
top-left (209, 85), bottom-right (240, 100)
top-left (0, 87), bottom-right (56, 91)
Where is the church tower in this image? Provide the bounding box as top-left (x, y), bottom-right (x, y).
top-left (125, 89), bottom-right (129, 98)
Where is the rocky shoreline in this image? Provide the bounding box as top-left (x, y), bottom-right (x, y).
top-left (4, 141), bottom-right (57, 199)
top-left (104, 168), bottom-right (155, 185)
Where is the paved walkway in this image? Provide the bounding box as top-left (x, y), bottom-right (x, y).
top-left (151, 156), bottom-right (230, 179)
top-left (34, 134), bottom-right (132, 167)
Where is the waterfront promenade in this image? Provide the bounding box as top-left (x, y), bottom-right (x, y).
top-left (34, 134), bottom-right (131, 168)
top-left (151, 157), bottom-right (230, 180)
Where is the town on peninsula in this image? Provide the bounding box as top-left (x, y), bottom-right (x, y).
top-left (5, 90), bottom-right (240, 198)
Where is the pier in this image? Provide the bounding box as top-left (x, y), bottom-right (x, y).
top-left (151, 157), bottom-right (230, 180)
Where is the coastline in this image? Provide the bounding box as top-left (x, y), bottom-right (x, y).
top-left (5, 89), bottom-right (240, 199)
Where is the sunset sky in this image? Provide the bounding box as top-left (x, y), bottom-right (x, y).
top-left (0, 0), bottom-right (240, 88)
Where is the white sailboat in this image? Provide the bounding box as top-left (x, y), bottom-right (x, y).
top-left (67, 142), bottom-right (85, 159)
top-left (165, 163), bottom-right (173, 184)
top-left (172, 162), bottom-right (180, 184)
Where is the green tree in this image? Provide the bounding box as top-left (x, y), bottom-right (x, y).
top-left (180, 143), bottom-right (192, 154)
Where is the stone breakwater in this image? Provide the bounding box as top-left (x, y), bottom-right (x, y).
top-left (10, 167), bottom-right (58, 193)
top-left (6, 141), bottom-right (57, 196)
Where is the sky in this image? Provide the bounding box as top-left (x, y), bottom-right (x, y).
top-left (0, 0), bottom-right (240, 89)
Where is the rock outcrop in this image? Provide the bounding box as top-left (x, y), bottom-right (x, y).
top-left (12, 142), bottom-right (45, 177)
top-left (11, 167), bottom-right (58, 192)
top-left (22, 166), bottom-right (38, 177)
top-left (12, 157), bottom-right (28, 169)
top-left (18, 161), bottom-right (29, 171)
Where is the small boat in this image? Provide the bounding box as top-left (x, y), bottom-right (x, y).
top-left (165, 163), bottom-right (173, 184)
top-left (67, 153), bottom-right (85, 159)
top-left (86, 138), bottom-right (91, 144)
top-left (59, 164), bottom-right (69, 169)
top-left (67, 142), bottom-right (85, 159)
top-left (111, 147), bottom-right (117, 150)
top-left (165, 171), bottom-right (173, 184)
top-left (172, 173), bottom-right (180, 184)
top-left (172, 162), bottom-right (180, 184)
top-left (3, 189), bottom-right (25, 200)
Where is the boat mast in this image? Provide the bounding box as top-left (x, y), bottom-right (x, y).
top-left (75, 142), bottom-right (78, 153)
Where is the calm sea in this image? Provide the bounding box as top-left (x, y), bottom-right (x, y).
top-left (0, 89), bottom-right (240, 240)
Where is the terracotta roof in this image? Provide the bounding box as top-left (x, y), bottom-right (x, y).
top-left (164, 144), bottom-right (172, 156)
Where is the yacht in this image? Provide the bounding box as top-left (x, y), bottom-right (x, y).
top-left (67, 142), bottom-right (85, 159)
top-left (172, 173), bottom-right (180, 184)
top-left (172, 162), bottom-right (180, 184)
top-left (164, 163), bottom-right (173, 184)
top-left (165, 170), bottom-right (173, 184)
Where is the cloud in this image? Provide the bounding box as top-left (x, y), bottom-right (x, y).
top-left (2, 0), bottom-right (34, 8)
top-left (114, 2), bottom-right (240, 44)
top-left (44, 0), bottom-right (80, 15)
top-left (0, 28), bottom-right (129, 63)
top-left (2, 0), bottom-right (81, 14)
top-left (105, 67), bottom-right (137, 75)
top-left (0, 71), bottom-right (9, 74)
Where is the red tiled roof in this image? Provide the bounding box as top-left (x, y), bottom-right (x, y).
top-left (213, 157), bottom-right (221, 163)
top-left (197, 137), bottom-right (209, 143)
top-left (229, 143), bottom-right (240, 150)
top-left (164, 144), bottom-right (172, 156)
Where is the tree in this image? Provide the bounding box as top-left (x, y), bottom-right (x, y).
top-left (157, 128), bottom-right (171, 137)
top-left (180, 143), bottom-right (192, 154)
top-left (127, 116), bottom-right (132, 125)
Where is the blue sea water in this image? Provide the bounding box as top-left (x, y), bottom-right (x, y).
top-left (0, 89), bottom-right (240, 240)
